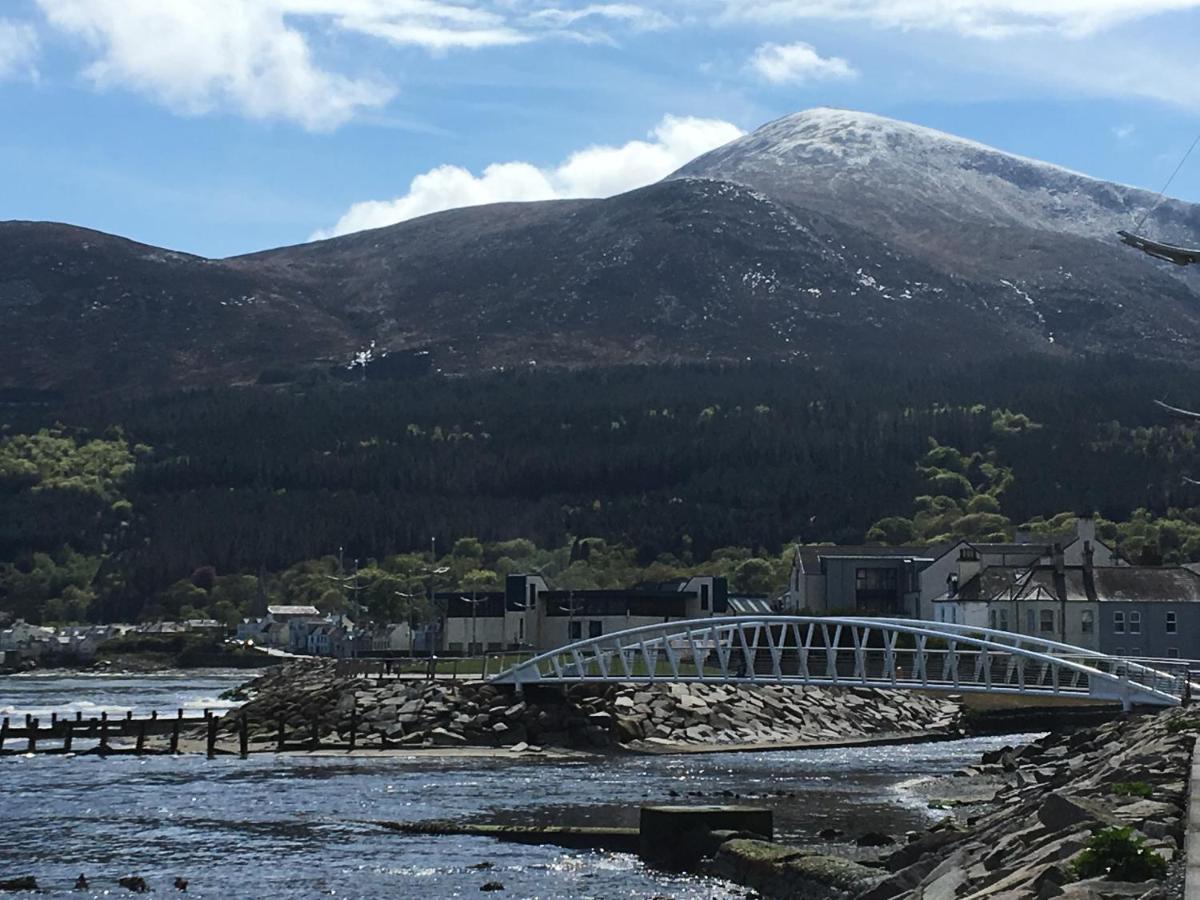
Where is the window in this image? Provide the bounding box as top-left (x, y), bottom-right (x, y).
top-left (989, 609), bottom-right (997, 630)
top-left (1129, 611), bottom-right (1141, 635)
top-left (588, 620), bottom-right (602, 638)
top-left (1080, 610), bottom-right (1094, 635)
top-left (855, 567), bottom-right (899, 613)
top-left (1113, 612), bottom-right (1125, 634)
top-left (998, 609), bottom-right (1009, 632)
top-left (700, 584), bottom-right (710, 611)
top-left (518, 619), bottom-right (525, 641)
top-left (1039, 609), bottom-right (1055, 634)
top-left (1167, 612), bottom-right (1178, 634)
top-left (569, 620), bottom-right (582, 640)
top-left (856, 568), bottom-right (898, 591)
top-left (528, 585), bottom-right (537, 607)
top-left (1027, 609), bottom-right (1036, 633)
top-left (1168, 647), bottom-right (1180, 659)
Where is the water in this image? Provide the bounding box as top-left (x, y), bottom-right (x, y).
top-left (0, 672), bottom-right (1028, 898)
top-left (0, 669), bottom-right (248, 719)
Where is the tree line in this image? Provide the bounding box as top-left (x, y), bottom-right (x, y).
top-left (4, 353), bottom-right (1200, 623)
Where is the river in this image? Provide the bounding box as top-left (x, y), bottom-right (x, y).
top-left (1, 671), bottom-right (1032, 898)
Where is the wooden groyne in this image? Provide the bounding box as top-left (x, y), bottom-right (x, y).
top-left (0, 706), bottom-right (419, 758)
top-left (0, 709), bottom-right (219, 757)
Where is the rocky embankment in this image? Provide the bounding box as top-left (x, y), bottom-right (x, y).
top-left (225, 661), bottom-right (961, 752)
top-left (858, 708), bottom-right (1195, 899)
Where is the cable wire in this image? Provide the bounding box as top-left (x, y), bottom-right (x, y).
top-left (1135, 129), bottom-right (1200, 233)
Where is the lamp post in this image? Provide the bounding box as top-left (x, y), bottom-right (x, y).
top-left (558, 590), bottom-right (581, 643)
top-left (460, 593), bottom-right (487, 656)
top-left (398, 566), bottom-right (451, 657)
top-left (394, 590), bottom-right (421, 658)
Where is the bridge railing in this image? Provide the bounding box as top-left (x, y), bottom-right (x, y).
top-left (490, 616), bottom-right (1187, 707)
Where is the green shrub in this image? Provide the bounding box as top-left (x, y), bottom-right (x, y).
top-left (1111, 782), bottom-right (1153, 799)
top-left (1165, 716), bottom-right (1200, 734)
top-left (1070, 827), bottom-right (1166, 882)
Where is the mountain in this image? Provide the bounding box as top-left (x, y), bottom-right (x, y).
top-left (5, 108), bottom-right (1200, 397)
top-left (672, 107), bottom-right (1200, 278)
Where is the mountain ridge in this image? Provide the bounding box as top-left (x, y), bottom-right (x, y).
top-left (4, 108), bottom-right (1200, 397)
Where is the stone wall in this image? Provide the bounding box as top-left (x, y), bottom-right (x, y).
top-left (226, 662), bottom-right (962, 751)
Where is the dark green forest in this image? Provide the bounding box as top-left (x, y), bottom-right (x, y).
top-left (6, 353), bottom-right (1200, 624)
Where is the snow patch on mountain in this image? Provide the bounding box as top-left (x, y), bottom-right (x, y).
top-left (670, 107), bottom-right (1200, 250)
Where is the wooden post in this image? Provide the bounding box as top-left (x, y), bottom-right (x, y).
top-left (349, 707), bottom-right (357, 751)
top-left (75, 711), bottom-right (82, 722)
top-left (151, 710), bottom-right (158, 721)
top-left (126, 710), bottom-right (133, 721)
top-left (276, 716), bottom-right (285, 752)
top-left (27, 718), bottom-right (37, 754)
top-left (136, 720), bottom-right (146, 756)
top-left (238, 715), bottom-right (249, 759)
top-left (50, 712), bottom-right (58, 728)
top-left (99, 713), bottom-right (109, 756)
top-left (62, 723), bottom-right (73, 754)
top-left (1, 717), bottom-right (8, 753)
top-left (169, 718), bottom-right (180, 755)
top-left (25, 713), bottom-right (32, 730)
top-left (310, 715), bottom-right (319, 751)
top-left (206, 716), bottom-right (218, 759)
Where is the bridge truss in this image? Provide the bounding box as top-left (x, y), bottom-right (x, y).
top-left (489, 616), bottom-right (1190, 708)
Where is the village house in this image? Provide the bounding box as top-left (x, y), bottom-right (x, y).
top-left (785, 518), bottom-right (1122, 620)
top-left (916, 517), bottom-right (1122, 620)
top-left (785, 545), bottom-right (943, 616)
top-left (441, 574), bottom-right (730, 654)
top-left (933, 550), bottom-right (1200, 660)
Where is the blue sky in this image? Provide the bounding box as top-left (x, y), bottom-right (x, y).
top-left (2, 0), bottom-right (1200, 258)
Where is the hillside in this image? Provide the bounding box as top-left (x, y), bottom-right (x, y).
top-left (4, 109), bottom-right (1200, 397)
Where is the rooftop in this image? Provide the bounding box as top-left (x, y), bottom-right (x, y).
top-left (949, 564), bottom-right (1200, 604)
top-left (267, 605), bottom-right (321, 617)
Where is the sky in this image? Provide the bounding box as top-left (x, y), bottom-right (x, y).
top-left (2, 0), bottom-right (1200, 258)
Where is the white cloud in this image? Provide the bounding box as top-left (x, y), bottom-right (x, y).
top-left (527, 4), bottom-right (675, 32)
top-left (0, 19), bottom-right (38, 81)
top-left (1113, 123), bottom-right (1136, 141)
top-left (27, 1), bottom-right (690, 128)
top-left (315, 113), bottom-right (744, 238)
top-left (326, 0), bottom-right (531, 50)
top-left (748, 41), bottom-right (855, 84)
top-left (36, 0), bottom-right (394, 131)
top-left (720, 0), bottom-right (1200, 39)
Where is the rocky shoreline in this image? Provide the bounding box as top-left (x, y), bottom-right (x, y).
top-left (702, 707), bottom-right (1195, 899)
top-left (222, 660), bottom-right (964, 753)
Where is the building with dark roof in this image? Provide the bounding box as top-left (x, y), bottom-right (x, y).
top-left (786, 545), bottom-right (945, 615)
top-left (934, 554), bottom-right (1200, 660)
top-left (441, 574), bottom-right (729, 654)
top-left (916, 517), bottom-right (1122, 619)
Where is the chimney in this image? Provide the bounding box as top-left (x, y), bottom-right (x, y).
top-left (1053, 542), bottom-right (1065, 576)
top-left (957, 546), bottom-right (982, 587)
top-left (1076, 516), bottom-right (1096, 545)
top-left (1083, 540), bottom-right (1094, 576)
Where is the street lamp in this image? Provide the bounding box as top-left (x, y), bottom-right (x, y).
top-left (460, 594), bottom-right (488, 656)
top-left (558, 590), bottom-right (581, 643)
top-left (394, 590), bottom-right (421, 658)
top-left (323, 553), bottom-right (366, 648)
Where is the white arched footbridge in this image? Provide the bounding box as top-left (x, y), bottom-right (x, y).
top-left (490, 617), bottom-right (1192, 709)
